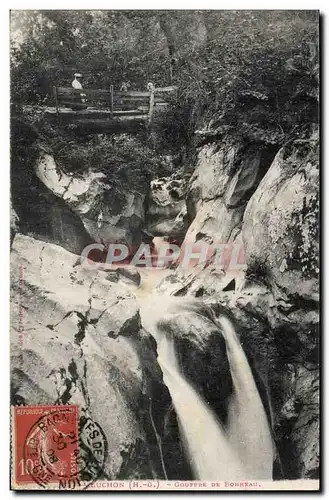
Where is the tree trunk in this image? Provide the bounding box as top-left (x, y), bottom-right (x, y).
top-left (158, 13), bottom-right (177, 84)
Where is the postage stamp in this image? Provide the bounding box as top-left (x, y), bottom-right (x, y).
top-left (11, 405), bottom-right (108, 490)
top-left (9, 9), bottom-right (320, 492)
top-left (12, 405), bottom-right (80, 489)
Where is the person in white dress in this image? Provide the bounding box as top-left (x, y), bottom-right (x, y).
top-left (72, 73), bottom-right (83, 89)
top-left (146, 82), bottom-right (155, 92)
top-left (71, 73), bottom-right (87, 105)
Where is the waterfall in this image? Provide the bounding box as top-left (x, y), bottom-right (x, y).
top-left (156, 333), bottom-right (247, 480)
top-left (219, 316), bottom-right (274, 479)
top-left (139, 296), bottom-right (273, 481)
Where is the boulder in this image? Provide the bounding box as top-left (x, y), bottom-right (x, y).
top-left (35, 150), bottom-right (146, 248)
top-left (140, 296), bottom-right (233, 425)
top-left (11, 143), bottom-right (93, 255)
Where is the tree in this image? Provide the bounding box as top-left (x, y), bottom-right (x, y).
top-left (11, 10), bottom-right (319, 144)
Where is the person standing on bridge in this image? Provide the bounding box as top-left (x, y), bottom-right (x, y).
top-left (71, 73), bottom-right (87, 105)
top-left (120, 81), bottom-right (131, 92)
top-left (72, 73), bottom-right (83, 89)
top-left (146, 82), bottom-right (155, 92)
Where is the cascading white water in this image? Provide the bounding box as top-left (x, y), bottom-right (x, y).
top-left (156, 332), bottom-right (248, 480)
top-left (139, 296), bottom-right (273, 481)
top-left (219, 316), bottom-right (274, 479)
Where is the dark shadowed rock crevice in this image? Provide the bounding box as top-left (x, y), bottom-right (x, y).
top-left (11, 120), bottom-right (94, 254)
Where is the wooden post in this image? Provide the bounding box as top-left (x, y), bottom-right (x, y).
top-left (110, 85), bottom-right (114, 115)
top-left (53, 86), bottom-right (59, 115)
top-left (148, 86), bottom-right (155, 124)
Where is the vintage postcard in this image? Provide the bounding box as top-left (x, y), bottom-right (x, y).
top-left (10, 10), bottom-right (319, 491)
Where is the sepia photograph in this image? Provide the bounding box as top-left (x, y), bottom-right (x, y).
top-left (9, 9), bottom-right (319, 491)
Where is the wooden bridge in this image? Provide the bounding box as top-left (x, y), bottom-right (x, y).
top-left (48, 85), bottom-right (176, 127)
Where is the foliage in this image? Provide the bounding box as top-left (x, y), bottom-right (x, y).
top-left (291, 191), bottom-right (319, 280)
top-left (46, 128), bottom-right (175, 191)
top-left (11, 10), bottom-right (173, 106)
top-left (11, 10), bottom-right (319, 147)
top-left (150, 94), bottom-right (204, 155)
top-left (173, 11), bottom-right (319, 144)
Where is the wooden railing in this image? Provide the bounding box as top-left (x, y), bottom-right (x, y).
top-left (53, 85), bottom-right (175, 118)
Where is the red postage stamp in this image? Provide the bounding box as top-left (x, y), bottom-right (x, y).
top-left (12, 405), bottom-right (79, 489)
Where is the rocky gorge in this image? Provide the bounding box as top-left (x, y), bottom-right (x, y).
top-left (10, 114), bottom-right (319, 481)
top-left (156, 131), bottom-right (319, 479)
top-left (9, 8), bottom-right (321, 490)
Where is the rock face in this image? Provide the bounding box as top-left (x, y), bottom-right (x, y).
top-left (215, 293), bottom-right (319, 480)
top-left (10, 234), bottom-right (190, 480)
top-left (35, 150), bottom-right (146, 248)
top-left (10, 202), bottom-right (19, 245)
top-left (11, 136), bottom-right (93, 255)
top-left (146, 170), bottom-right (189, 241)
top-left (184, 142), bottom-right (277, 244)
top-left (242, 140), bottom-right (319, 302)
top-left (239, 137), bottom-right (319, 479)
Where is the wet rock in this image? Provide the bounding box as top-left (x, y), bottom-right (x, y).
top-left (141, 297), bottom-right (233, 425)
top-left (146, 170), bottom-right (188, 240)
top-left (172, 311), bottom-right (233, 424)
